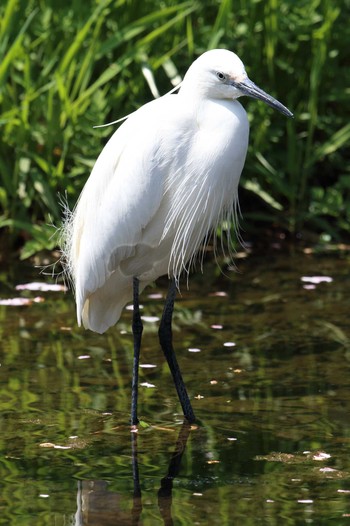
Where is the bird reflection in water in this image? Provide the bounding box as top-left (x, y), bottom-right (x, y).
top-left (73, 422), bottom-right (192, 525)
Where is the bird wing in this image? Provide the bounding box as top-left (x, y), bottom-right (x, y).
top-left (68, 97), bottom-right (178, 327)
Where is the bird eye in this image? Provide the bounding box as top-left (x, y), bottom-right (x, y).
top-left (216, 71), bottom-right (226, 81)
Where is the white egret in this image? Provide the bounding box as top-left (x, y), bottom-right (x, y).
top-left (62, 49), bottom-right (292, 425)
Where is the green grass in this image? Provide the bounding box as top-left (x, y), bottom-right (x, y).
top-left (0, 0), bottom-right (349, 258)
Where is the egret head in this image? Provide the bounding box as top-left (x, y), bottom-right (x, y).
top-left (182, 49), bottom-right (293, 118)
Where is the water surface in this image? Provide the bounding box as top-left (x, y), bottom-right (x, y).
top-left (0, 249), bottom-right (349, 524)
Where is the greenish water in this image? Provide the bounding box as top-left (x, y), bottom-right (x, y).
top-left (0, 250), bottom-right (350, 525)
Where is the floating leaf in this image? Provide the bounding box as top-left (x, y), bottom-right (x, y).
top-left (301, 276), bottom-right (333, 284)
top-left (0, 296), bottom-right (44, 306)
top-left (16, 282), bottom-right (67, 292)
top-left (141, 316), bottom-right (160, 323)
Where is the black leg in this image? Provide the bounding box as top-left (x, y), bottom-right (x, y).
top-left (158, 279), bottom-right (196, 424)
top-left (131, 277), bottom-right (143, 426)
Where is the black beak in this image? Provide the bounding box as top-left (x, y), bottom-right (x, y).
top-left (233, 78), bottom-right (293, 118)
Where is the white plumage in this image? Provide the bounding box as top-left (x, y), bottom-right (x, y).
top-left (63, 49), bottom-right (292, 335)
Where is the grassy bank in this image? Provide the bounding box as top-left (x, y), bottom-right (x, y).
top-left (0, 0), bottom-right (349, 259)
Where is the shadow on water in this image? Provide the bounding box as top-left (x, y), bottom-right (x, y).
top-left (0, 249), bottom-right (350, 524)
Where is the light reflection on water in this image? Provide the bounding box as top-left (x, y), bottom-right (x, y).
top-left (0, 250), bottom-right (350, 525)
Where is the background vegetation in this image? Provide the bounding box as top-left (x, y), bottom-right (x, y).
top-left (0, 0), bottom-right (349, 260)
